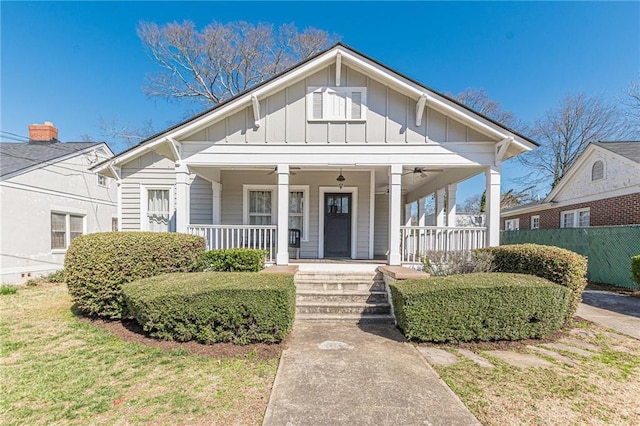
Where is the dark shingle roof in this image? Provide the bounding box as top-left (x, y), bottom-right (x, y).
top-left (0, 142), bottom-right (101, 178)
top-left (593, 141), bottom-right (640, 163)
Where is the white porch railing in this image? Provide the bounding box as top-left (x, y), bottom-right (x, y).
top-left (400, 226), bottom-right (487, 263)
top-left (187, 225), bottom-right (277, 263)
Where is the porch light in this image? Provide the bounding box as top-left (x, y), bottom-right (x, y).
top-left (336, 168), bottom-right (346, 189)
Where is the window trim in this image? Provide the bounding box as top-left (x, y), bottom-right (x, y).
top-left (504, 218), bottom-right (519, 231)
top-left (242, 184), bottom-right (310, 242)
top-left (97, 174), bottom-right (108, 188)
top-left (51, 211), bottom-right (86, 253)
top-left (140, 185), bottom-right (175, 232)
top-left (306, 86), bottom-right (367, 122)
top-left (530, 215), bottom-right (540, 230)
top-left (560, 207), bottom-right (590, 228)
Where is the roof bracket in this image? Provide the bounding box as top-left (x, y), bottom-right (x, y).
top-left (167, 137), bottom-right (182, 162)
top-left (108, 162), bottom-right (121, 181)
top-left (335, 52), bottom-right (342, 86)
top-left (416, 94), bottom-right (428, 127)
top-left (251, 95), bottom-right (261, 128)
top-left (495, 136), bottom-right (513, 165)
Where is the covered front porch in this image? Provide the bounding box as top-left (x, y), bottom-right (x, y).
top-left (180, 163), bottom-right (498, 266)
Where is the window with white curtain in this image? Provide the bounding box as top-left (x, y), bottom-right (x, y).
top-left (504, 218), bottom-right (519, 231)
top-left (248, 190), bottom-right (273, 225)
top-left (147, 189), bottom-right (171, 232)
top-left (307, 87), bottom-right (366, 121)
top-left (591, 160), bottom-right (605, 181)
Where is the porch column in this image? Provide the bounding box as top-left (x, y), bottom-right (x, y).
top-left (485, 164), bottom-right (501, 246)
top-left (211, 181), bottom-right (221, 224)
top-left (435, 188), bottom-right (446, 227)
top-left (276, 164), bottom-right (290, 265)
top-left (447, 183), bottom-right (457, 227)
top-left (417, 197), bottom-right (426, 226)
top-left (388, 164), bottom-right (403, 265)
top-left (175, 163), bottom-right (190, 233)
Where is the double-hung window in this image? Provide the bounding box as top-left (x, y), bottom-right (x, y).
top-left (504, 218), bottom-right (519, 231)
top-left (307, 87), bottom-right (367, 121)
top-left (289, 191), bottom-right (304, 235)
top-left (530, 215), bottom-right (540, 230)
top-left (560, 208), bottom-right (590, 228)
top-left (248, 190), bottom-right (273, 225)
top-left (51, 212), bottom-right (84, 250)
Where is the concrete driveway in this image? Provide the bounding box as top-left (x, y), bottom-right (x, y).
top-left (578, 290), bottom-right (640, 339)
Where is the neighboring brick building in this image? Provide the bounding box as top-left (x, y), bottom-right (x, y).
top-left (501, 141), bottom-right (640, 231)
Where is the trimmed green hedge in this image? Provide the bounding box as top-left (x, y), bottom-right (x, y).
top-left (65, 232), bottom-right (205, 319)
top-left (199, 248), bottom-right (268, 272)
top-left (122, 272), bottom-right (295, 344)
top-left (478, 244), bottom-right (587, 323)
top-left (632, 255), bottom-right (640, 285)
top-left (390, 273), bottom-right (571, 343)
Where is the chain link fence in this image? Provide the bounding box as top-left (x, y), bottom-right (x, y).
top-left (501, 225), bottom-right (640, 289)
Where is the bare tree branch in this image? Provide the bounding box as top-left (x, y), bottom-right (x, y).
top-left (138, 20), bottom-right (339, 106)
top-left (518, 92), bottom-right (628, 192)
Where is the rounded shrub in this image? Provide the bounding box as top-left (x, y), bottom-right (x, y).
top-left (199, 248), bottom-right (268, 272)
top-left (390, 273), bottom-right (571, 343)
top-left (478, 244), bottom-right (587, 323)
top-left (123, 272), bottom-right (296, 344)
top-left (632, 254), bottom-right (640, 286)
top-left (65, 232), bottom-right (205, 319)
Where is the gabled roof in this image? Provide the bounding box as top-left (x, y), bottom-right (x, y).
top-left (592, 141), bottom-right (640, 164)
top-left (0, 142), bottom-right (109, 179)
top-left (93, 42), bottom-right (538, 173)
top-left (502, 141), bottom-right (640, 216)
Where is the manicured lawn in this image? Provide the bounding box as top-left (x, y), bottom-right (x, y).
top-left (0, 284), bottom-right (279, 425)
top-left (431, 321), bottom-right (640, 425)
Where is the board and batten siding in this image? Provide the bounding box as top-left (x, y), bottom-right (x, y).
top-left (219, 170), bottom-right (372, 259)
top-left (182, 64), bottom-right (495, 147)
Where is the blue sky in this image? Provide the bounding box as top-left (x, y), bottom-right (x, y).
top-left (2, 1), bottom-right (639, 201)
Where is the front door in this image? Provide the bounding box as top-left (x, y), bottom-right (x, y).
top-left (324, 193), bottom-right (351, 258)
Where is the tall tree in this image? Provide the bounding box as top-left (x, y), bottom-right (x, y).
top-left (622, 76), bottom-right (640, 138)
top-left (138, 21), bottom-right (338, 106)
top-left (453, 88), bottom-right (520, 129)
top-left (519, 92), bottom-right (627, 190)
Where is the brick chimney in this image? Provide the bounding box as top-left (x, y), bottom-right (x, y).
top-left (28, 121), bottom-right (59, 143)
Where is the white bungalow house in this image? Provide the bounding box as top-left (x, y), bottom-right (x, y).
top-left (92, 43), bottom-right (535, 266)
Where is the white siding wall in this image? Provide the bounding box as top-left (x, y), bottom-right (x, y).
top-left (219, 170), bottom-right (371, 259)
top-left (121, 152), bottom-right (176, 230)
top-left (190, 175), bottom-right (213, 224)
top-left (182, 65), bottom-right (495, 146)
top-left (0, 147), bottom-right (116, 283)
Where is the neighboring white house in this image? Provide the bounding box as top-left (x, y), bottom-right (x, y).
top-left (501, 141), bottom-right (640, 230)
top-left (0, 122), bottom-right (117, 283)
top-left (93, 43), bottom-right (536, 265)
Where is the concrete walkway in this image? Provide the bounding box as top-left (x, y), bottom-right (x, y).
top-left (263, 323), bottom-right (479, 426)
top-left (578, 290), bottom-right (640, 339)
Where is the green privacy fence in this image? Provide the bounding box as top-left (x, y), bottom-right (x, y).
top-left (501, 226), bottom-right (640, 289)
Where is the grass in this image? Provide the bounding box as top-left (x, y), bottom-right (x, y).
top-left (430, 322), bottom-right (640, 425)
top-left (0, 284), bottom-right (279, 425)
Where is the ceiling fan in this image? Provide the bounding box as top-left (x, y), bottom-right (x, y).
top-left (266, 166), bottom-right (301, 176)
top-left (402, 167), bottom-right (444, 178)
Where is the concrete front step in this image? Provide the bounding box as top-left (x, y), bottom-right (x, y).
top-left (295, 313), bottom-right (396, 324)
top-left (297, 301), bottom-right (391, 315)
top-left (294, 272), bottom-right (381, 281)
top-left (295, 281), bottom-right (385, 292)
top-left (296, 291), bottom-right (388, 304)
